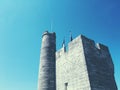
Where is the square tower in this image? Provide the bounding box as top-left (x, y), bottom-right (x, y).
top-left (56, 35), bottom-right (117, 90)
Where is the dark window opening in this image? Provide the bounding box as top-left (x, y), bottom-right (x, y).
top-left (65, 83), bottom-right (68, 90)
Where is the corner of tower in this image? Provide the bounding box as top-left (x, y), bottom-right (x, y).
top-left (68, 34), bottom-right (83, 50)
top-left (80, 34), bottom-right (96, 45)
top-left (79, 35), bottom-right (109, 52)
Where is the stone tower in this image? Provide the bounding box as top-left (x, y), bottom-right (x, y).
top-left (38, 31), bottom-right (56, 90)
top-left (38, 31), bottom-right (117, 90)
top-left (56, 35), bottom-right (117, 90)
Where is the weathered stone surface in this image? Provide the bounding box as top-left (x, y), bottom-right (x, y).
top-left (38, 31), bottom-right (56, 90)
top-left (38, 32), bottom-right (117, 90)
top-left (56, 35), bottom-right (117, 90)
top-left (81, 35), bottom-right (117, 90)
top-left (56, 35), bottom-right (90, 90)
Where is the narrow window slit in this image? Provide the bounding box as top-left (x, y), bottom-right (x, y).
top-left (65, 83), bottom-right (68, 90)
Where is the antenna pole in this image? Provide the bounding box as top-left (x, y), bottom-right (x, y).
top-left (62, 37), bottom-right (65, 47)
top-left (69, 30), bottom-right (73, 41)
top-left (51, 19), bottom-right (53, 32)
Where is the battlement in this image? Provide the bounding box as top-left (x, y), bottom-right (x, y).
top-left (96, 43), bottom-right (109, 51)
top-left (80, 35), bottom-right (109, 51)
top-left (39, 31), bottom-right (117, 90)
top-left (42, 31), bottom-right (56, 38)
top-left (56, 34), bottom-right (109, 58)
top-left (56, 35), bottom-right (82, 58)
top-left (56, 47), bottom-right (66, 59)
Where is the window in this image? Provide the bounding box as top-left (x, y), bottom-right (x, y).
top-left (65, 83), bottom-right (68, 90)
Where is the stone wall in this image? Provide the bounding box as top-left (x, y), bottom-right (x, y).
top-left (56, 35), bottom-right (117, 90)
top-left (56, 35), bottom-right (91, 90)
top-left (81, 35), bottom-right (117, 90)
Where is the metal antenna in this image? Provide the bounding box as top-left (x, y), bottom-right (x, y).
top-left (51, 19), bottom-right (53, 32)
top-left (69, 30), bottom-right (73, 41)
top-left (62, 37), bottom-right (65, 47)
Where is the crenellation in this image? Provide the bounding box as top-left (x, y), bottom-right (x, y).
top-left (96, 43), bottom-right (109, 51)
top-left (68, 35), bottom-right (81, 50)
top-left (42, 31), bottom-right (56, 37)
top-left (80, 35), bottom-right (95, 46)
top-left (56, 47), bottom-right (66, 59)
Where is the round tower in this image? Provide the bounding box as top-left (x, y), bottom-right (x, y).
top-left (38, 31), bottom-right (56, 90)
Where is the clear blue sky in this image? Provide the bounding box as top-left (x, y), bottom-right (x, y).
top-left (0, 0), bottom-right (120, 90)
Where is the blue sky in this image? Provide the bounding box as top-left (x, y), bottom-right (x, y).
top-left (0, 0), bottom-right (120, 90)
